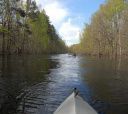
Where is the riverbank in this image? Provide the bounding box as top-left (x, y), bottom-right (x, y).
top-left (0, 0), bottom-right (67, 56)
top-left (69, 1), bottom-right (128, 59)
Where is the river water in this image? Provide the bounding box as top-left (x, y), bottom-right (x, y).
top-left (0, 54), bottom-right (128, 114)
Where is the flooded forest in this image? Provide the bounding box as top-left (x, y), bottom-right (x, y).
top-left (0, 0), bottom-right (128, 114)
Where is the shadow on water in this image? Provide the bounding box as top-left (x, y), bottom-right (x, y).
top-left (0, 54), bottom-right (128, 114)
top-left (0, 55), bottom-right (58, 114)
top-left (80, 56), bottom-right (128, 114)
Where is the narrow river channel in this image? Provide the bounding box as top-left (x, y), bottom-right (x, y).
top-left (0, 54), bottom-right (128, 114)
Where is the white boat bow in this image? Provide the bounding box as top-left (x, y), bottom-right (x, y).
top-left (54, 92), bottom-right (98, 114)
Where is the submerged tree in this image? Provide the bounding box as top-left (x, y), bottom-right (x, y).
top-left (76, 0), bottom-right (128, 58)
top-left (0, 0), bottom-right (67, 55)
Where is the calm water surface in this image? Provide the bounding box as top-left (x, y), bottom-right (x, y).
top-left (0, 54), bottom-right (128, 114)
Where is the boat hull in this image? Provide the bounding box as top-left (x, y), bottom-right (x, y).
top-left (54, 92), bottom-right (97, 114)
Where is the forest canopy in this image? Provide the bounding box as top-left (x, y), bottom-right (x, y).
top-left (0, 0), bottom-right (67, 55)
top-left (71, 0), bottom-right (128, 58)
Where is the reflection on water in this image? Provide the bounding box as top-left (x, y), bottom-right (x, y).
top-left (0, 54), bottom-right (128, 114)
top-left (0, 55), bottom-right (57, 114)
top-left (82, 57), bottom-right (128, 114)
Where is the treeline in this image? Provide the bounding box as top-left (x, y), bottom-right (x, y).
top-left (0, 0), bottom-right (67, 55)
top-left (73, 0), bottom-right (128, 58)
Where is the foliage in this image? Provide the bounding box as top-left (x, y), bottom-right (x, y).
top-left (74, 0), bottom-right (128, 58)
top-left (0, 0), bottom-right (67, 55)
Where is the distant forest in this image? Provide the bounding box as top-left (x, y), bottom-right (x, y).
top-left (70, 0), bottom-right (128, 58)
top-left (0, 0), bottom-right (67, 55)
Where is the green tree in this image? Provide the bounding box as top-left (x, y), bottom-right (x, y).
top-left (77, 0), bottom-right (128, 58)
top-left (0, 0), bottom-right (67, 55)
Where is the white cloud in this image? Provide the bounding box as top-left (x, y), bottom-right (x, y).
top-left (38, 0), bottom-right (68, 27)
top-left (37, 0), bottom-right (81, 46)
top-left (34, 0), bottom-right (40, 3)
top-left (59, 19), bottom-right (81, 46)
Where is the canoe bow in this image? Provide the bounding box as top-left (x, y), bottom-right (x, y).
top-left (54, 92), bottom-right (98, 114)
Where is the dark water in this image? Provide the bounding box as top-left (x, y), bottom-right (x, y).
top-left (0, 54), bottom-right (128, 114)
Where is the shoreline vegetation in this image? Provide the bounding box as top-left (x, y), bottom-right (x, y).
top-left (0, 0), bottom-right (67, 56)
top-left (70, 0), bottom-right (128, 59)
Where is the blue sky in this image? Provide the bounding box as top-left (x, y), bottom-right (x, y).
top-left (36, 0), bottom-right (105, 46)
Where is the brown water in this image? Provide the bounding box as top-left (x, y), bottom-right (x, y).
top-left (0, 54), bottom-right (128, 114)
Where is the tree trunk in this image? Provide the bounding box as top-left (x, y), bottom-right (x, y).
top-left (118, 20), bottom-right (122, 58)
top-left (2, 20), bottom-right (5, 55)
